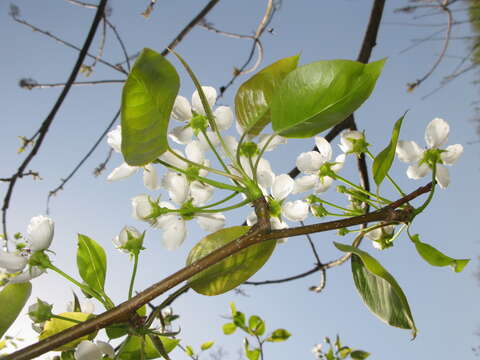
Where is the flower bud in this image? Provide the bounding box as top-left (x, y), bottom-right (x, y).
top-left (113, 226), bottom-right (144, 254)
top-left (27, 215), bottom-right (54, 252)
top-left (28, 298), bottom-right (53, 323)
top-left (339, 130), bottom-right (368, 155)
top-left (131, 195), bottom-right (156, 222)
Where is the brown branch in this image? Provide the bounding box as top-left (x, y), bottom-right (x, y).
top-left (1, 0), bottom-right (109, 243)
top-left (6, 184), bottom-right (431, 360)
top-left (19, 79), bottom-right (125, 89)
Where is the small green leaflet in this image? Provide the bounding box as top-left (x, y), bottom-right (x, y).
top-left (0, 282), bottom-right (31, 339)
top-left (271, 59), bottom-right (385, 138)
top-left (76, 234), bottom-right (107, 294)
top-left (121, 48), bottom-right (180, 166)
top-left (334, 242), bottom-right (417, 338)
top-left (413, 238), bottom-right (469, 273)
top-left (266, 328), bottom-right (291, 342)
top-left (186, 226), bottom-right (276, 296)
top-left (372, 112), bottom-right (406, 186)
top-left (117, 335), bottom-right (179, 359)
top-left (235, 55), bottom-right (300, 135)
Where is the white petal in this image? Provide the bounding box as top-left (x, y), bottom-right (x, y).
top-left (272, 174), bottom-right (294, 200)
top-left (339, 130), bottom-right (364, 153)
top-left (162, 219), bottom-right (187, 250)
top-left (441, 144), bottom-right (463, 165)
top-left (131, 194), bottom-right (154, 221)
top-left (190, 181), bottom-right (214, 206)
top-left (0, 250), bottom-right (27, 272)
top-left (169, 126), bottom-right (194, 145)
top-left (371, 240), bottom-right (383, 250)
top-left (198, 130), bottom-right (220, 151)
top-left (314, 176), bottom-right (334, 193)
top-left (192, 86), bottom-right (217, 115)
top-left (396, 140), bottom-right (424, 163)
top-left (196, 213), bottom-right (226, 232)
top-left (258, 134), bottom-right (287, 152)
top-left (366, 228), bottom-right (382, 241)
top-left (106, 125), bottom-right (122, 153)
top-left (185, 140), bottom-right (205, 163)
top-left (107, 163), bottom-right (138, 181)
top-left (315, 136), bottom-right (332, 161)
top-left (282, 200), bottom-right (309, 221)
top-left (296, 152), bottom-right (323, 174)
top-left (199, 159), bottom-right (211, 178)
top-left (256, 158), bottom-right (273, 173)
top-left (213, 106), bottom-right (233, 131)
top-left (292, 175), bottom-right (317, 194)
top-left (154, 204), bottom-right (178, 229)
top-left (223, 136), bottom-right (238, 156)
top-left (331, 153), bottom-right (346, 173)
top-left (159, 149), bottom-right (188, 170)
top-left (246, 211), bottom-right (257, 226)
top-left (9, 266), bottom-right (44, 283)
top-left (171, 96), bottom-right (192, 122)
top-left (425, 117), bottom-right (449, 148)
top-left (162, 172), bottom-right (189, 205)
top-left (27, 215), bottom-right (54, 252)
top-left (406, 163), bottom-right (430, 180)
top-left (435, 164), bottom-right (450, 189)
top-left (96, 341), bottom-right (115, 358)
top-left (270, 217), bottom-right (289, 243)
top-left (143, 164), bottom-right (160, 190)
top-left (257, 169), bottom-right (275, 191)
top-left (75, 340), bottom-right (102, 360)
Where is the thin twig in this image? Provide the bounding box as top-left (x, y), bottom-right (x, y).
top-left (19, 79), bottom-right (124, 89)
top-left (65, 0), bottom-right (98, 9)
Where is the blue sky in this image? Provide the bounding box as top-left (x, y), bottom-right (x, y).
top-left (1, 1), bottom-right (479, 359)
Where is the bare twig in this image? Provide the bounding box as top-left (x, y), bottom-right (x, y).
top-left (2, 0), bottom-right (110, 244)
top-left (19, 79), bottom-right (124, 89)
top-left (65, 0), bottom-right (98, 9)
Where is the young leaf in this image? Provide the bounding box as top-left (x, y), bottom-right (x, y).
top-left (200, 341), bottom-right (214, 351)
top-left (121, 48), bottom-right (180, 166)
top-left (271, 59), bottom-right (385, 138)
top-left (350, 350), bottom-right (370, 359)
top-left (0, 282), bottom-right (32, 339)
top-left (248, 315), bottom-right (266, 336)
top-left (223, 322), bottom-right (237, 335)
top-left (117, 335), bottom-right (179, 359)
top-left (372, 113), bottom-right (406, 186)
top-left (334, 242), bottom-right (417, 338)
top-left (246, 348), bottom-right (261, 360)
top-left (106, 324), bottom-right (128, 339)
top-left (76, 234), bottom-right (107, 294)
top-left (185, 345), bottom-right (195, 356)
top-left (266, 329), bottom-right (291, 342)
top-left (413, 240), bottom-right (469, 273)
top-left (235, 55), bottom-right (300, 135)
top-left (186, 226), bottom-right (276, 296)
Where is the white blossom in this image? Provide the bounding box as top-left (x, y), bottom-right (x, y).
top-left (74, 340), bottom-right (114, 360)
top-left (339, 129), bottom-right (365, 154)
top-left (27, 215), bottom-right (54, 252)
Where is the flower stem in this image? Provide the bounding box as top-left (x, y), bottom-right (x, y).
top-left (334, 173), bottom-right (391, 204)
top-left (51, 314), bottom-right (83, 324)
top-left (128, 253), bottom-right (139, 300)
top-left (196, 191), bottom-right (239, 210)
top-left (192, 198), bottom-right (252, 213)
top-left (414, 165), bottom-right (437, 216)
top-left (200, 129), bottom-right (232, 176)
top-left (366, 150), bottom-right (406, 196)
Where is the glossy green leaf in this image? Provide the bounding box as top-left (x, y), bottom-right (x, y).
top-left (235, 55), bottom-right (300, 135)
top-left (222, 322), bottom-right (237, 335)
top-left (334, 242), bottom-right (417, 338)
top-left (77, 234), bottom-right (107, 294)
top-left (373, 113), bottom-right (406, 186)
top-left (185, 345), bottom-right (194, 356)
top-left (0, 282), bottom-right (31, 339)
top-left (414, 240), bottom-right (469, 273)
top-left (248, 315), bottom-right (265, 336)
top-left (350, 350), bottom-right (370, 359)
top-left (121, 48), bottom-right (180, 166)
top-left (186, 226), bottom-right (276, 296)
top-left (266, 329), bottom-right (291, 342)
top-left (338, 346), bottom-right (351, 359)
top-left (271, 59), bottom-right (385, 138)
top-left (200, 341), bottom-right (214, 351)
top-left (118, 335), bottom-right (179, 359)
top-left (246, 348), bottom-right (261, 360)
top-left (106, 324), bottom-right (128, 340)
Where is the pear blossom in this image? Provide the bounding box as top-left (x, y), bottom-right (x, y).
top-left (74, 340), bottom-right (114, 360)
top-left (367, 224), bottom-right (395, 250)
top-left (106, 125), bottom-right (160, 190)
top-left (27, 215), bottom-right (54, 252)
top-left (293, 137), bottom-right (345, 194)
top-left (0, 250), bottom-right (28, 273)
top-left (338, 129), bottom-right (367, 154)
top-left (9, 266), bottom-right (45, 284)
top-left (112, 226), bottom-right (142, 254)
top-left (396, 118), bottom-right (463, 189)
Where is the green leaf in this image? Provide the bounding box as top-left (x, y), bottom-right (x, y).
top-left (372, 113), bottom-right (406, 186)
top-left (222, 322), bottom-right (237, 335)
top-left (334, 242), bottom-right (417, 338)
top-left (185, 345), bottom-right (194, 356)
top-left (338, 346), bottom-right (351, 359)
top-left (248, 315), bottom-right (265, 336)
top-left (106, 324), bottom-right (128, 339)
top-left (200, 341), bottom-right (214, 351)
top-left (271, 59), bottom-right (385, 138)
top-left (233, 311), bottom-right (248, 331)
top-left (350, 350), bottom-right (370, 359)
top-left (76, 234), bottom-right (107, 294)
top-left (186, 226), bottom-right (276, 296)
top-left (266, 329), bottom-right (291, 342)
top-left (246, 348), bottom-right (261, 360)
top-left (235, 55), bottom-right (300, 135)
top-left (121, 48), bottom-right (180, 166)
top-left (0, 282), bottom-right (31, 339)
top-left (118, 335), bottom-right (179, 359)
top-left (413, 240), bottom-right (469, 273)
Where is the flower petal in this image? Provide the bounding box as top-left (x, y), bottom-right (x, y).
top-left (223, 135), bottom-right (238, 157)
top-left (162, 218), bottom-right (187, 250)
top-left (198, 130), bottom-right (220, 151)
top-left (75, 340), bottom-right (103, 360)
top-left (96, 341), bottom-right (115, 358)
top-left (396, 140), bottom-right (424, 163)
top-left (9, 266), bottom-right (44, 283)
top-left (314, 176), bottom-right (334, 193)
top-left (331, 154), bottom-right (346, 173)
top-left (131, 194), bottom-right (155, 221)
top-left (162, 172), bottom-right (189, 205)
top-left (0, 250), bottom-right (28, 272)
top-left (159, 149), bottom-right (188, 170)
top-left (425, 117), bottom-right (449, 148)
top-left (143, 164), bottom-right (160, 190)
top-left (296, 151), bottom-right (323, 174)
top-left (196, 213), bottom-right (226, 232)
top-left (213, 106), bottom-right (233, 131)
top-left (315, 136), bottom-right (332, 162)
top-left (257, 168), bottom-right (275, 191)
top-left (171, 96), bottom-right (192, 122)
top-left (282, 200), bottom-right (309, 221)
top-left (441, 144), bottom-right (463, 165)
top-left (27, 215), bottom-right (54, 252)
top-left (185, 140), bottom-right (205, 164)
top-left (406, 163), bottom-right (430, 180)
top-left (270, 217), bottom-right (289, 243)
top-left (106, 125), bottom-right (122, 153)
top-left (107, 163), bottom-right (138, 182)
top-left (258, 134), bottom-right (287, 152)
top-left (192, 86), bottom-right (217, 115)
top-left (190, 181), bottom-right (214, 206)
top-left (435, 164), bottom-right (450, 189)
top-left (272, 174), bottom-right (294, 200)
top-left (292, 175), bottom-right (317, 194)
top-left (339, 130), bottom-right (364, 153)
top-left (169, 126), bottom-right (194, 145)
top-left (246, 211), bottom-right (257, 226)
